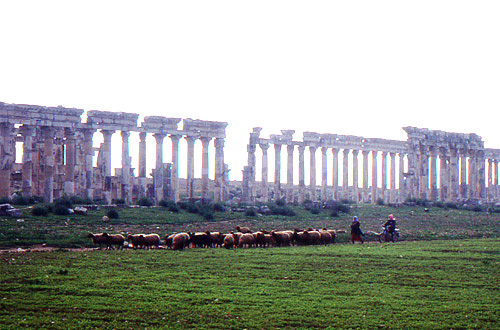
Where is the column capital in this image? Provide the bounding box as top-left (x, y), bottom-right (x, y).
top-left (214, 137), bottom-right (225, 148)
top-left (259, 143), bottom-right (270, 151)
top-left (352, 149), bottom-right (359, 156)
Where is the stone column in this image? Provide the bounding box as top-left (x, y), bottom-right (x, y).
top-left (100, 130), bottom-right (114, 177)
top-left (154, 133), bottom-right (165, 201)
top-left (390, 152), bottom-right (396, 203)
top-left (309, 146), bottom-right (317, 201)
top-left (478, 150), bottom-right (485, 199)
top-left (260, 143), bottom-right (270, 202)
top-left (429, 147), bottom-right (438, 201)
top-left (449, 148), bottom-right (459, 201)
top-left (170, 134), bottom-right (181, 202)
top-left (200, 137), bottom-right (211, 200)
top-left (186, 136), bottom-right (195, 199)
top-left (21, 125), bottom-right (34, 197)
top-left (274, 143), bottom-right (282, 199)
top-left (419, 146), bottom-right (429, 200)
top-left (459, 149), bottom-right (468, 199)
top-left (0, 123), bottom-right (15, 198)
top-left (362, 150), bottom-right (369, 202)
top-left (138, 132), bottom-right (147, 178)
top-left (287, 144), bottom-right (294, 203)
top-left (331, 148), bottom-right (339, 200)
top-left (120, 131), bottom-right (131, 203)
top-left (298, 145), bottom-right (305, 203)
top-left (494, 160), bottom-right (499, 201)
top-left (321, 147), bottom-right (328, 201)
top-left (64, 128), bottom-right (77, 195)
top-left (342, 149), bottom-right (349, 199)
top-left (488, 159), bottom-right (493, 201)
top-left (81, 129), bottom-right (95, 199)
top-left (439, 149), bottom-right (448, 201)
top-left (381, 152), bottom-right (388, 202)
top-left (399, 153), bottom-right (406, 202)
top-left (468, 150), bottom-right (476, 199)
top-left (214, 138), bottom-right (225, 202)
top-left (41, 126), bottom-right (56, 203)
top-left (352, 150), bottom-right (359, 202)
top-left (371, 150), bottom-right (378, 203)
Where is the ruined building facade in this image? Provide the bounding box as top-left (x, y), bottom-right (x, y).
top-left (0, 102), bottom-right (227, 204)
top-left (243, 127), bottom-right (500, 204)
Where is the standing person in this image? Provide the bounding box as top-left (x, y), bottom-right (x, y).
top-left (350, 216), bottom-right (364, 244)
top-left (384, 214), bottom-right (397, 242)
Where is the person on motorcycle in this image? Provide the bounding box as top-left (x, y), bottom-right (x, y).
top-left (383, 214), bottom-right (397, 242)
top-left (350, 216), bottom-right (364, 244)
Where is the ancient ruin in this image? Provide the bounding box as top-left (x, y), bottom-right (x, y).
top-left (243, 127), bottom-right (500, 204)
top-left (0, 102), bottom-right (227, 204)
top-left (2, 100), bottom-right (500, 206)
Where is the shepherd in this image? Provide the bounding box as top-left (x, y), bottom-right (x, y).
top-left (350, 216), bottom-right (364, 244)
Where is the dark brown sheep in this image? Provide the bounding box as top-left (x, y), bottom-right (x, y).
top-left (127, 234), bottom-right (145, 249)
top-left (87, 233), bottom-right (107, 249)
top-left (164, 233), bottom-right (176, 249)
top-left (140, 234), bottom-right (161, 249)
top-left (238, 233), bottom-right (256, 248)
top-left (189, 231), bottom-right (211, 248)
top-left (222, 232), bottom-right (239, 249)
top-left (102, 233), bottom-right (125, 250)
top-left (235, 226), bottom-right (252, 233)
top-left (253, 231), bottom-right (266, 248)
top-left (209, 231), bottom-right (224, 248)
top-left (171, 233), bottom-right (190, 250)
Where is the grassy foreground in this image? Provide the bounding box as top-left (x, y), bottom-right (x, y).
top-left (1, 239), bottom-right (499, 329)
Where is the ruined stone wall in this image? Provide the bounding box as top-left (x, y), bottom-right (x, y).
top-left (0, 101), bottom-right (228, 204)
top-left (243, 127), bottom-right (500, 204)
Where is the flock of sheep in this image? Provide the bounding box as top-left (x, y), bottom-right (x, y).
top-left (87, 226), bottom-right (345, 251)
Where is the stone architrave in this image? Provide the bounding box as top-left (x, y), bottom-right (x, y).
top-left (200, 136), bottom-right (211, 200)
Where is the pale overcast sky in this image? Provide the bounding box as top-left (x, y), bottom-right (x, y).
top-left (1, 1), bottom-right (499, 182)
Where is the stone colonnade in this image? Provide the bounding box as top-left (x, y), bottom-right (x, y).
top-left (243, 127), bottom-right (500, 204)
top-left (0, 102), bottom-right (228, 204)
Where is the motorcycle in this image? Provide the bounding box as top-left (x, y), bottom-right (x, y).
top-left (378, 226), bottom-right (399, 243)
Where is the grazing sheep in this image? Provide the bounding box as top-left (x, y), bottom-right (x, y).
top-left (102, 233), bottom-right (125, 250)
top-left (87, 233), bottom-right (107, 249)
top-left (171, 233), bottom-right (190, 250)
top-left (253, 231), bottom-right (266, 248)
top-left (189, 231), bottom-right (211, 248)
top-left (235, 226), bottom-right (252, 233)
top-left (209, 232), bottom-right (224, 248)
top-left (238, 233), bottom-right (256, 248)
top-left (140, 234), bottom-right (161, 249)
top-left (222, 232), bottom-right (239, 249)
top-left (271, 230), bottom-right (293, 247)
top-left (164, 233), bottom-right (176, 249)
top-left (127, 234), bottom-right (145, 249)
top-left (264, 233), bottom-right (276, 247)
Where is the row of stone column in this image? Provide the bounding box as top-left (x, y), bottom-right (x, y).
top-left (1, 123), bottom-right (226, 203)
top-left (248, 142), bottom-right (500, 204)
top-left (249, 142), bottom-right (409, 203)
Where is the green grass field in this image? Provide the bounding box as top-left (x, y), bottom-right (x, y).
top-left (1, 239), bottom-right (499, 329)
top-left (1, 203), bottom-right (499, 329)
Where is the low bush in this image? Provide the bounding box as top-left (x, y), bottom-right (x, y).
top-left (31, 206), bottom-right (49, 217)
top-left (107, 209), bottom-right (119, 219)
top-left (137, 197), bottom-right (154, 207)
